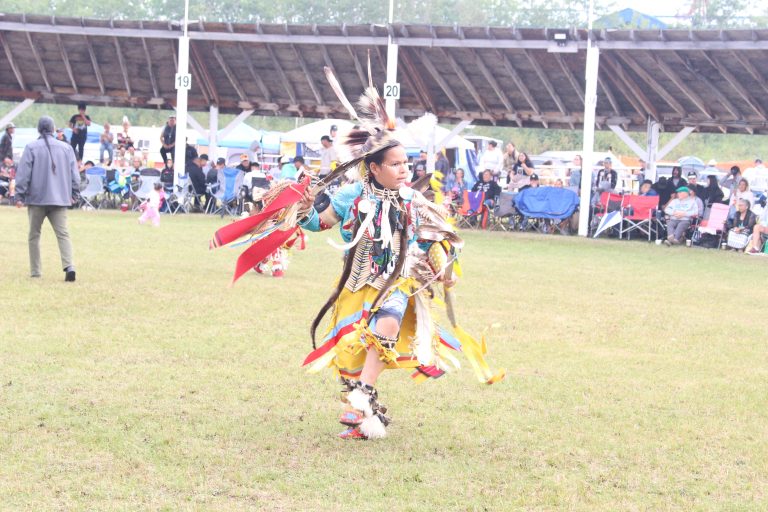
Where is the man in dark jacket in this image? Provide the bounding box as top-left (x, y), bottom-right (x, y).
top-left (160, 114), bottom-right (176, 165)
top-left (0, 122), bottom-right (14, 163)
top-left (15, 116), bottom-right (80, 281)
top-left (187, 155), bottom-right (206, 211)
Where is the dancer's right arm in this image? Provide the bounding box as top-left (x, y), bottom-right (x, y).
top-left (299, 182), bottom-right (361, 232)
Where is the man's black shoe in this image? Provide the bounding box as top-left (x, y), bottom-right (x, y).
top-left (65, 270), bottom-right (76, 282)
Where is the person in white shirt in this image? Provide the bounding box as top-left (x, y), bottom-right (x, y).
top-left (728, 178), bottom-right (755, 220)
top-left (319, 135), bottom-right (337, 178)
top-left (478, 141), bottom-right (503, 180)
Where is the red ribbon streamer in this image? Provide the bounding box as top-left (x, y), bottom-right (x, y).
top-left (210, 177), bottom-right (309, 249)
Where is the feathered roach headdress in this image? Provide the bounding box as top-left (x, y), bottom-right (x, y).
top-left (318, 65), bottom-right (401, 185)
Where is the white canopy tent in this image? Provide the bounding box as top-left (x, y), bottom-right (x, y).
top-left (281, 119), bottom-right (354, 144)
top-left (281, 118), bottom-right (473, 151)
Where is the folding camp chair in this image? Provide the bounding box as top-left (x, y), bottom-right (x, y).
top-left (455, 190), bottom-right (484, 229)
top-left (79, 167), bottom-right (107, 210)
top-left (490, 191), bottom-right (517, 231)
top-left (619, 195), bottom-right (660, 241)
top-left (590, 191), bottom-right (623, 237)
top-left (694, 203), bottom-right (730, 247)
top-left (169, 175), bottom-right (193, 214)
top-left (130, 168), bottom-right (161, 211)
top-left (209, 167), bottom-right (244, 217)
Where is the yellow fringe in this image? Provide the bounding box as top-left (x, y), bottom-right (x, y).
top-left (453, 325), bottom-right (506, 385)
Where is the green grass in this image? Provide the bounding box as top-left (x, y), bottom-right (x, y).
top-left (1, 208), bottom-right (767, 511)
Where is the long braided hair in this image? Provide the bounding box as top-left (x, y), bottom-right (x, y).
top-left (310, 145), bottom-right (408, 348)
top-left (38, 116), bottom-right (57, 174)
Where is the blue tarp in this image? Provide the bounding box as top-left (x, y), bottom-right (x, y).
top-left (595, 8), bottom-right (667, 30)
top-left (13, 124), bottom-right (105, 147)
top-left (64, 123), bottom-right (104, 144)
top-left (515, 187), bottom-right (579, 220)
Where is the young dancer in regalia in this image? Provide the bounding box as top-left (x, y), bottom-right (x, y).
top-left (211, 67), bottom-right (503, 440)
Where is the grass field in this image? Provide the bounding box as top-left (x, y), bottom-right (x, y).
top-left (1, 208), bottom-right (767, 511)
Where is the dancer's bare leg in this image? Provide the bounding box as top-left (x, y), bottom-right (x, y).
top-left (360, 316), bottom-right (398, 386)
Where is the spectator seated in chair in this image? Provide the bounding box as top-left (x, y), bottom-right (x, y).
top-left (449, 168), bottom-right (467, 207)
top-left (688, 186), bottom-right (705, 218)
top-left (639, 179), bottom-right (657, 196)
top-left (725, 198), bottom-right (756, 251)
top-left (728, 178), bottom-right (755, 220)
top-left (0, 157), bottom-right (14, 201)
top-left (518, 173), bottom-right (539, 192)
top-left (746, 207), bottom-right (768, 255)
top-left (663, 186), bottom-right (698, 246)
top-left (702, 175), bottom-right (725, 208)
top-left (471, 169), bottom-right (501, 228)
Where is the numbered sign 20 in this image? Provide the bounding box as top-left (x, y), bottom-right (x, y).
top-left (175, 73), bottom-right (192, 91)
top-left (383, 82), bottom-right (400, 100)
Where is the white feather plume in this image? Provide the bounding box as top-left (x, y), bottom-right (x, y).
top-left (324, 66), bottom-right (359, 121)
top-left (414, 292), bottom-right (435, 366)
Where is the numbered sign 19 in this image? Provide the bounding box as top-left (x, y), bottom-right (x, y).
top-left (383, 82), bottom-right (400, 100)
top-left (175, 73), bottom-right (192, 91)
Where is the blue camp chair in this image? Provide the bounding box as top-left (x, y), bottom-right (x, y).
top-left (208, 167), bottom-right (244, 217)
top-left (515, 187), bottom-right (579, 234)
top-left (79, 167), bottom-right (107, 209)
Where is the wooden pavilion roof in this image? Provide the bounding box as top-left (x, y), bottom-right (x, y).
top-left (2, 13), bottom-right (768, 133)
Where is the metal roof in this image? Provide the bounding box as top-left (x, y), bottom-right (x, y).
top-left (2, 13), bottom-right (768, 133)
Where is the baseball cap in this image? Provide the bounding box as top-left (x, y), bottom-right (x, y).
top-left (168, 113), bottom-right (176, 119)
top-left (603, 156), bottom-right (612, 163)
top-left (530, 173), bottom-right (539, 180)
top-left (279, 155), bottom-right (292, 165)
top-left (216, 157), bottom-right (226, 165)
top-left (686, 171), bottom-right (697, 178)
top-left (415, 164), bottom-right (425, 171)
top-left (676, 186), bottom-right (690, 194)
top-left (5, 122), bottom-right (15, 130)
top-left (707, 159), bottom-right (717, 166)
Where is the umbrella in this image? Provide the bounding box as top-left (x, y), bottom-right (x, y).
top-left (677, 156), bottom-right (705, 172)
top-left (593, 210), bottom-right (622, 238)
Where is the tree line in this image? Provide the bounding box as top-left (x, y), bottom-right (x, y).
top-left (4, 0), bottom-right (766, 28)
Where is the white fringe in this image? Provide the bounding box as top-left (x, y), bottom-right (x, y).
top-left (346, 388), bottom-right (373, 417)
top-left (359, 415), bottom-right (387, 439)
top-left (328, 199), bottom-right (375, 251)
top-left (414, 292), bottom-right (435, 366)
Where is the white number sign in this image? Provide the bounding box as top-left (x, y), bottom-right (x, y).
top-left (175, 73), bottom-right (192, 90)
top-left (383, 82), bottom-right (400, 100)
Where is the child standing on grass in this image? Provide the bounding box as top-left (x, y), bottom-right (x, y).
top-left (138, 182), bottom-right (164, 227)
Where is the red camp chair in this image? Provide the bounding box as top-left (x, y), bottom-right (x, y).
top-left (619, 195), bottom-right (659, 241)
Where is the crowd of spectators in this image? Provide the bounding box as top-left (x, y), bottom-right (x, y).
top-left (4, 113), bottom-right (767, 256)
top-left (415, 139), bottom-right (767, 256)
